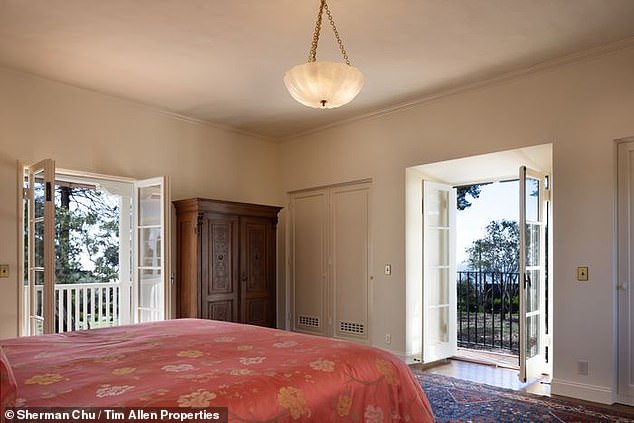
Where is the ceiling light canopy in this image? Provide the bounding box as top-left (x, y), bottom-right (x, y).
top-left (284, 0), bottom-right (364, 109)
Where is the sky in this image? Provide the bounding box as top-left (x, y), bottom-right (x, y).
top-left (456, 180), bottom-right (518, 268)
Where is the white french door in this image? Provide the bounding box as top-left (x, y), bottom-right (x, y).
top-left (24, 159), bottom-right (56, 335)
top-left (519, 166), bottom-right (548, 382)
top-left (133, 177), bottom-right (169, 323)
top-left (422, 181), bottom-right (457, 362)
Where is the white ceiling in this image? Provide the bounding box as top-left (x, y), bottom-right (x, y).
top-left (1, 1), bottom-right (634, 140)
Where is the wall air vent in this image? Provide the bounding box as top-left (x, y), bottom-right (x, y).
top-left (297, 315), bottom-right (320, 328)
top-left (339, 321), bottom-right (365, 336)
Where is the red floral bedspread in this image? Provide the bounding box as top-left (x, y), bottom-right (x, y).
top-left (1, 319), bottom-right (433, 422)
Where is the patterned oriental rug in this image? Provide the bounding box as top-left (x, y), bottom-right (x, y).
top-left (414, 371), bottom-right (634, 422)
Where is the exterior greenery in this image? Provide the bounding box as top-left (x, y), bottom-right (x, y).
top-left (55, 185), bottom-right (120, 284)
top-left (457, 184), bottom-right (521, 353)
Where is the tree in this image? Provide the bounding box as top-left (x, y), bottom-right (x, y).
top-left (466, 219), bottom-right (519, 273)
top-left (456, 184), bottom-right (485, 210)
top-left (54, 185), bottom-right (119, 284)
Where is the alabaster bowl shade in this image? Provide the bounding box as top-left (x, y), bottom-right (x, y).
top-left (284, 61), bottom-right (364, 109)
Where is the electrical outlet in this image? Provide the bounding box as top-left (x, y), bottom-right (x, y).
top-left (576, 266), bottom-right (589, 281)
top-left (0, 265), bottom-right (8, 278)
top-left (577, 360), bottom-right (589, 375)
top-left (385, 333), bottom-right (391, 344)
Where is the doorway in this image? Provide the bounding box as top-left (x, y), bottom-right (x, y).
top-left (405, 144), bottom-right (553, 382)
top-left (19, 161), bottom-right (170, 335)
top-left (455, 180), bottom-right (521, 366)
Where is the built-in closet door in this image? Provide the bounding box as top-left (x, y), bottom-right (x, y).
top-left (331, 184), bottom-right (369, 341)
top-left (290, 182), bottom-right (371, 342)
top-left (291, 190), bottom-right (329, 336)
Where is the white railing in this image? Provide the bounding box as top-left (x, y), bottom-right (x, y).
top-left (26, 282), bottom-right (121, 333)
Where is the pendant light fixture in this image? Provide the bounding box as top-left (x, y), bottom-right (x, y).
top-left (284, 0), bottom-right (364, 109)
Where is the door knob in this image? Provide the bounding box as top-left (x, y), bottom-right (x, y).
top-left (617, 283), bottom-right (629, 291)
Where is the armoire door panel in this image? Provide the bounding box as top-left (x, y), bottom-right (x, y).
top-left (207, 218), bottom-right (238, 294)
top-left (206, 300), bottom-right (234, 322)
top-left (245, 298), bottom-right (268, 326)
top-left (243, 222), bottom-right (267, 293)
top-left (201, 214), bottom-right (239, 318)
top-left (240, 217), bottom-right (275, 327)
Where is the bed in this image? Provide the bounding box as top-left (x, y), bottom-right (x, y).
top-left (1, 318), bottom-right (434, 422)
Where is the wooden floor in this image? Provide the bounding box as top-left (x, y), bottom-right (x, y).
top-left (453, 347), bottom-right (519, 370)
top-left (418, 357), bottom-right (634, 414)
top-left (420, 357), bottom-right (551, 396)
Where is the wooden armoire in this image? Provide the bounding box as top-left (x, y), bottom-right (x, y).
top-left (174, 198), bottom-right (281, 328)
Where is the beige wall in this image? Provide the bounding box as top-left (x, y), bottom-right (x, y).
top-left (280, 45), bottom-right (634, 403)
top-left (0, 67), bottom-right (283, 338)
top-left (2, 43), bottom-right (633, 404)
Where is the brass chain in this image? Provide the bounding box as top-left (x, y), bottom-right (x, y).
top-left (324, 1), bottom-right (351, 66)
top-left (307, 0), bottom-right (352, 66)
top-left (308, 0), bottom-right (325, 62)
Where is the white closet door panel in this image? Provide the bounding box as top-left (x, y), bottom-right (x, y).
top-left (291, 191), bottom-right (328, 335)
top-left (332, 185), bottom-right (369, 340)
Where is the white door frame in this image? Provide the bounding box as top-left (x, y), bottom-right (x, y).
top-left (617, 139), bottom-right (634, 405)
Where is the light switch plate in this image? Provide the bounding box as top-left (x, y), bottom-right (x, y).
top-left (0, 264), bottom-right (8, 278)
top-left (576, 266), bottom-right (589, 281)
top-left (384, 264), bottom-right (391, 276)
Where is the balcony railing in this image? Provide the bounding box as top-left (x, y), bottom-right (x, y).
top-left (457, 271), bottom-right (519, 354)
top-left (26, 282), bottom-right (121, 333)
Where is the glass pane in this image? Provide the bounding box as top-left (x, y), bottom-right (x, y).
top-left (526, 270), bottom-right (540, 313)
top-left (34, 175), bottom-right (45, 219)
top-left (426, 268), bottom-right (449, 306)
top-left (425, 189), bottom-right (448, 227)
top-left (425, 229), bottom-right (448, 266)
top-left (34, 221), bottom-right (44, 268)
top-left (525, 177), bottom-right (539, 222)
top-left (138, 268), bottom-right (163, 321)
top-left (428, 306), bottom-right (449, 344)
top-left (138, 185), bottom-right (161, 226)
top-left (525, 224), bottom-right (540, 266)
top-left (33, 271), bottom-right (45, 326)
top-left (140, 228), bottom-right (162, 268)
top-left (526, 314), bottom-right (540, 358)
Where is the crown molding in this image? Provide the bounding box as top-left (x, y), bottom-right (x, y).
top-left (279, 36), bottom-right (634, 141)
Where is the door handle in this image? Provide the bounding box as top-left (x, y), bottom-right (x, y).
top-left (524, 272), bottom-right (532, 289)
top-left (617, 283), bottom-right (629, 291)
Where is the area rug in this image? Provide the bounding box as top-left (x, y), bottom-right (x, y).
top-left (414, 371), bottom-right (634, 422)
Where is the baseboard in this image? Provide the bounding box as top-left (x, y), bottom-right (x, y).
top-left (551, 378), bottom-right (614, 404)
top-left (617, 393), bottom-right (634, 406)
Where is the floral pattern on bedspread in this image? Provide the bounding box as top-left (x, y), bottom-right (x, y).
top-left (1, 319), bottom-right (434, 422)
